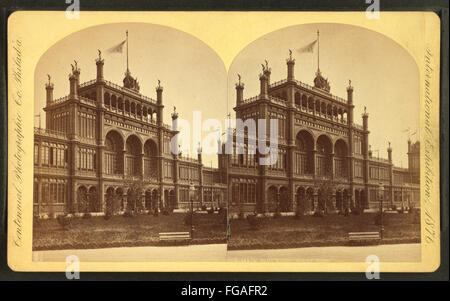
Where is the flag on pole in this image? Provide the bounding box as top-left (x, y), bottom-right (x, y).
top-left (297, 39), bottom-right (317, 53)
top-left (106, 40), bottom-right (126, 54)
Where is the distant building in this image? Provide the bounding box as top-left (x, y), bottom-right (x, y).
top-left (221, 53), bottom-right (420, 215)
top-left (34, 54), bottom-right (227, 217)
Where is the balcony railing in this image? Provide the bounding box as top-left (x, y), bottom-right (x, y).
top-left (104, 80), bottom-right (157, 104)
top-left (242, 96), bottom-right (258, 104)
top-left (269, 78), bottom-right (347, 104)
top-left (79, 79), bottom-right (96, 88)
top-left (268, 95), bottom-right (287, 106)
top-left (52, 95), bottom-right (69, 105)
top-left (34, 127), bottom-right (67, 139)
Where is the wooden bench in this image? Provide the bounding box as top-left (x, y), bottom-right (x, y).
top-left (159, 232), bottom-right (191, 242)
top-left (348, 232), bottom-right (381, 244)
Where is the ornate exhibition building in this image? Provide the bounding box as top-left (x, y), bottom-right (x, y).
top-left (33, 52), bottom-right (420, 217)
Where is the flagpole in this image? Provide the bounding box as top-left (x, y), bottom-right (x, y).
top-left (126, 30), bottom-right (129, 72)
top-left (317, 29), bottom-right (320, 73)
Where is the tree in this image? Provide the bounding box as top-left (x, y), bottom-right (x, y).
top-left (316, 166), bottom-right (336, 214)
top-left (124, 179), bottom-right (145, 216)
top-left (77, 188), bottom-right (89, 215)
top-left (105, 190), bottom-right (121, 218)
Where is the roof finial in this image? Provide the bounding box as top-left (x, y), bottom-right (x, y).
top-left (97, 49), bottom-right (102, 60)
top-left (289, 49), bottom-right (292, 60)
top-left (261, 63), bottom-right (265, 71)
top-left (74, 60), bottom-right (78, 69)
top-left (47, 74), bottom-right (51, 84)
top-left (265, 59), bottom-right (269, 69)
top-left (237, 73), bottom-right (241, 85)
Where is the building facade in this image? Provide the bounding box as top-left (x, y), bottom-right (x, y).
top-left (34, 54), bottom-right (227, 217)
top-left (222, 54), bottom-right (420, 215)
top-left (34, 52), bottom-right (420, 217)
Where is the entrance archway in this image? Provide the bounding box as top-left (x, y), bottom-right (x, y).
top-left (296, 187), bottom-right (306, 214)
top-left (306, 187), bottom-right (314, 211)
top-left (267, 186), bottom-right (278, 213)
top-left (77, 186), bottom-right (88, 213)
top-left (279, 186), bottom-right (290, 212)
top-left (145, 190), bottom-right (152, 210)
top-left (88, 186), bottom-right (99, 212)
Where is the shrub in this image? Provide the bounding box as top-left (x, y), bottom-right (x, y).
top-left (207, 207), bottom-right (214, 214)
top-left (351, 207), bottom-right (361, 215)
top-left (57, 214), bottom-right (72, 230)
top-left (218, 208), bottom-right (227, 225)
top-left (103, 213), bottom-right (112, 220)
top-left (313, 210), bottom-right (324, 218)
top-left (123, 211), bottom-right (134, 218)
top-left (410, 207), bottom-right (420, 224)
top-left (201, 205), bottom-right (207, 211)
top-left (390, 204), bottom-right (397, 211)
top-left (273, 211), bottom-right (281, 219)
top-left (343, 208), bottom-right (350, 217)
top-left (184, 211), bottom-right (194, 226)
top-left (374, 213), bottom-right (382, 225)
top-left (247, 213), bottom-right (260, 230)
top-left (162, 208), bottom-right (170, 215)
top-left (238, 212), bottom-right (245, 220)
top-left (152, 208), bottom-right (159, 216)
top-left (83, 212), bottom-right (92, 219)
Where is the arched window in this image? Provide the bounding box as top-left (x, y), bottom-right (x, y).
top-left (104, 93), bottom-right (110, 106)
top-left (294, 92), bottom-right (301, 106)
top-left (316, 135), bottom-right (332, 176)
top-left (104, 131), bottom-right (123, 175)
top-left (143, 139), bottom-right (158, 178)
top-left (295, 131), bottom-right (314, 175)
top-left (334, 139), bottom-right (348, 178)
top-left (125, 135), bottom-right (142, 176)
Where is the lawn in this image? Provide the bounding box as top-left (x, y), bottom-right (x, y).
top-left (33, 212), bottom-right (227, 251)
top-left (228, 212), bottom-right (421, 250)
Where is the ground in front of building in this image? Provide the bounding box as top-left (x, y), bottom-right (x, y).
top-left (228, 212), bottom-right (420, 250)
top-left (33, 212), bottom-right (227, 251)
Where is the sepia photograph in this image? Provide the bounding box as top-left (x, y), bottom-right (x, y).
top-left (225, 23), bottom-right (422, 262)
top-left (6, 10), bottom-right (441, 272)
top-left (31, 23), bottom-right (229, 262)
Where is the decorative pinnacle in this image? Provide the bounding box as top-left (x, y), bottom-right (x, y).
top-left (236, 74), bottom-right (244, 88)
top-left (171, 106), bottom-right (178, 119)
top-left (156, 79), bottom-right (163, 91)
top-left (286, 49), bottom-right (295, 63)
top-left (45, 74), bottom-right (53, 88)
top-left (347, 79), bottom-right (353, 91)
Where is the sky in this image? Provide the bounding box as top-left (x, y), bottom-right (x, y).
top-left (35, 22), bottom-right (419, 168)
top-left (34, 22), bottom-right (228, 166)
top-left (228, 23), bottom-right (420, 167)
